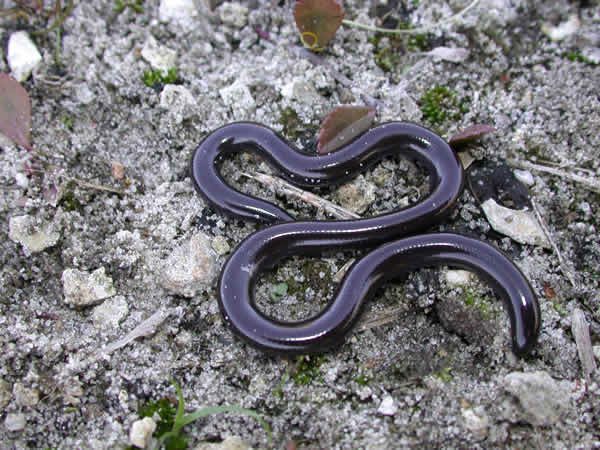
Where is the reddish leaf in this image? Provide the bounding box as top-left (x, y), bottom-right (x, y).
top-left (294, 0), bottom-right (345, 52)
top-left (0, 73), bottom-right (32, 150)
top-left (449, 124), bottom-right (496, 148)
top-left (318, 105), bottom-right (376, 154)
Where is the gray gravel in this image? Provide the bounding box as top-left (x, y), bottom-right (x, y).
top-left (1, 0), bottom-right (599, 449)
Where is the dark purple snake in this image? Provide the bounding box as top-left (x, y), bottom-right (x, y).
top-left (190, 122), bottom-right (541, 356)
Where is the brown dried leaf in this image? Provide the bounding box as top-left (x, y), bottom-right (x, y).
top-left (318, 105), bottom-right (376, 154)
top-left (0, 73), bottom-right (32, 150)
top-left (294, 0), bottom-right (345, 52)
top-left (449, 124), bottom-right (496, 148)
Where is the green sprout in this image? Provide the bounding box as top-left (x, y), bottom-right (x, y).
top-left (114, 0), bottom-right (144, 14)
top-left (420, 86), bottom-right (468, 126)
top-left (142, 68), bottom-right (179, 89)
top-left (134, 381), bottom-right (271, 450)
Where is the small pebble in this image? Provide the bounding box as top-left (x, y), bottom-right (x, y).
top-left (8, 215), bottom-right (60, 255)
top-left (129, 417), bottom-right (156, 449)
top-left (62, 267), bottom-right (116, 307)
top-left (377, 395), bottom-right (397, 416)
top-left (4, 413), bottom-right (26, 432)
top-left (92, 296), bottom-right (129, 328)
top-left (513, 169), bottom-right (534, 186)
top-left (7, 31), bottom-right (42, 81)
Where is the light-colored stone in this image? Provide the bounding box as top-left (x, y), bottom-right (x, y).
top-left (129, 417), bottom-right (156, 448)
top-left (281, 78), bottom-right (320, 105)
top-left (160, 85), bottom-right (196, 124)
top-left (377, 395), bottom-right (397, 416)
top-left (211, 235), bottom-right (230, 255)
top-left (141, 36), bottom-right (177, 72)
top-left (8, 215), bottom-right (60, 255)
top-left (218, 2), bottom-right (249, 28)
top-left (503, 371), bottom-right (571, 426)
top-left (462, 407), bottom-right (489, 440)
top-left (513, 169), bottom-right (534, 186)
top-left (161, 233), bottom-right (218, 297)
top-left (194, 436), bottom-right (252, 450)
top-left (92, 296), bottom-right (129, 328)
top-left (445, 270), bottom-right (473, 286)
top-left (159, 0), bottom-right (198, 30)
top-left (4, 413), bottom-right (26, 432)
top-left (13, 383), bottom-right (39, 407)
top-left (542, 14), bottom-right (580, 42)
top-left (220, 80), bottom-right (255, 112)
top-left (481, 199), bottom-right (550, 248)
top-left (62, 267), bottom-right (116, 307)
top-left (335, 175), bottom-right (376, 214)
top-left (7, 31), bottom-right (42, 82)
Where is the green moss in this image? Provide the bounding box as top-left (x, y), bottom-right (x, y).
top-left (114, 0), bottom-right (144, 14)
top-left (278, 107), bottom-right (302, 140)
top-left (142, 67), bottom-right (179, 89)
top-left (435, 366), bottom-right (453, 383)
top-left (407, 33), bottom-right (429, 52)
top-left (419, 85), bottom-right (468, 127)
top-left (139, 398), bottom-right (177, 437)
top-left (59, 190), bottom-right (82, 212)
top-left (461, 288), bottom-right (493, 320)
top-left (270, 282), bottom-right (288, 301)
top-left (60, 114), bottom-right (74, 131)
top-left (293, 355), bottom-right (325, 385)
top-left (354, 373), bottom-right (371, 386)
top-left (564, 51), bottom-right (598, 66)
top-left (369, 35), bottom-right (402, 72)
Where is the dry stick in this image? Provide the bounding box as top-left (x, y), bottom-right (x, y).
top-left (359, 306), bottom-right (407, 331)
top-left (342, 0), bottom-right (480, 35)
top-left (571, 308), bottom-right (597, 382)
top-left (508, 158), bottom-right (600, 194)
top-left (531, 199), bottom-right (577, 288)
top-left (241, 171), bottom-right (360, 220)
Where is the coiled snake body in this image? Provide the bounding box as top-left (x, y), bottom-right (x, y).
top-left (191, 122), bottom-right (540, 356)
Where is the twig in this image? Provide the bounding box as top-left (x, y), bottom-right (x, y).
top-left (69, 177), bottom-right (126, 195)
top-left (359, 306), bottom-right (406, 331)
top-left (508, 158), bottom-right (600, 193)
top-left (531, 199), bottom-right (577, 288)
top-left (571, 308), bottom-right (597, 383)
top-left (342, 0), bottom-right (480, 35)
top-left (101, 308), bottom-right (172, 355)
top-left (242, 171), bottom-right (360, 220)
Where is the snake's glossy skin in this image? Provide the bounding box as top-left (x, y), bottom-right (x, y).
top-left (190, 122), bottom-right (541, 356)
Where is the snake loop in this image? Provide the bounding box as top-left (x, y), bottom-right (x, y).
top-left (190, 122), bottom-right (540, 356)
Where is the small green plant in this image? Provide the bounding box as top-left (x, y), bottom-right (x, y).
top-left (564, 51), bottom-right (598, 66)
top-left (142, 68), bottom-right (179, 89)
top-left (292, 355), bottom-right (325, 385)
top-left (435, 366), bottom-right (453, 383)
top-left (419, 86), bottom-right (467, 126)
top-left (134, 381), bottom-right (270, 450)
top-left (114, 0), bottom-right (144, 14)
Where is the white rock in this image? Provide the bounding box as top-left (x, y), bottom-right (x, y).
top-left (141, 36), bottom-right (177, 71)
top-left (593, 345), bottom-right (600, 362)
top-left (445, 269), bottom-right (473, 286)
top-left (513, 169), bottom-right (534, 186)
top-left (92, 296), bottom-right (129, 328)
top-left (503, 371), bottom-right (571, 426)
top-left (129, 417), bottom-right (156, 448)
top-left (462, 407), bottom-right (489, 440)
top-left (161, 233), bottom-right (218, 297)
top-left (13, 383), bottom-right (39, 407)
top-left (159, 0), bottom-right (198, 30)
top-left (218, 2), bottom-right (249, 28)
top-left (75, 83), bottom-right (96, 105)
top-left (194, 436), bottom-right (252, 450)
top-left (15, 172), bottom-right (29, 189)
top-left (581, 47), bottom-right (600, 65)
top-left (7, 31), bottom-right (42, 82)
top-left (4, 413), bottom-right (26, 432)
top-left (8, 215), bottom-right (60, 255)
top-left (211, 235), bottom-right (230, 255)
top-left (425, 47), bottom-right (470, 63)
top-left (219, 80), bottom-right (255, 113)
top-left (160, 85), bottom-right (196, 124)
top-left (377, 395), bottom-right (397, 416)
top-left (62, 267), bottom-right (117, 307)
top-left (281, 78), bottom-right (320, 105)
top-left (481, 198), bottom-right (550, 248)
top-left (542, 14), bottom-right (580, 42)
